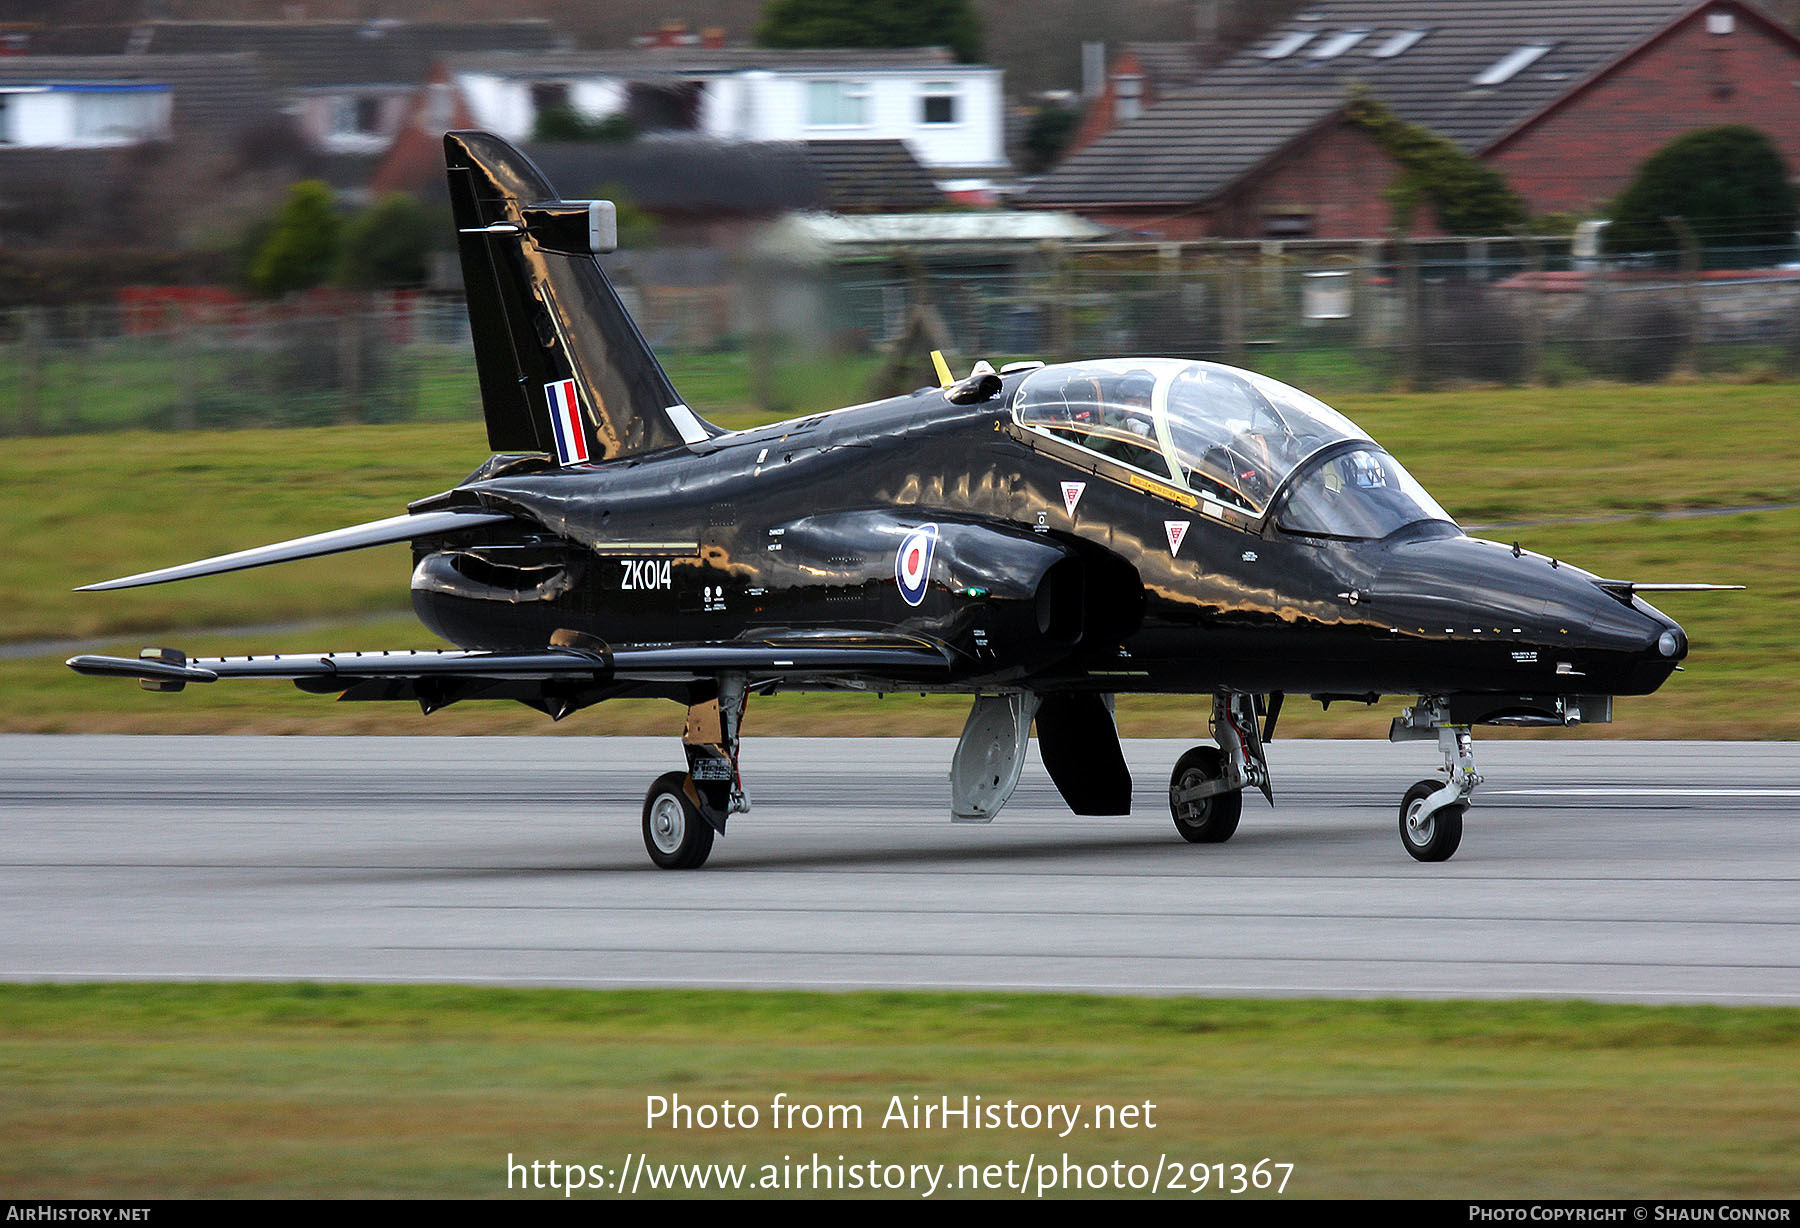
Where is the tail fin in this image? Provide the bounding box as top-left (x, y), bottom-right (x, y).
top-left (444, 130), bottom-right (716, 461)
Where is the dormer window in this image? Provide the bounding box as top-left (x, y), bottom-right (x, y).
top-left (1474, 44), bottom-right (1552, 86)
top-left (1372, 29), bottom-right (1428, 59)
top-left (1262, 31), bottom-right (1316, 59)
top-left (1310, 28), bottom-right (1370, 59)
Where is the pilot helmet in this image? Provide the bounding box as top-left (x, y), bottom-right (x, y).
top-left (1344, 452), bottom-right (1388, 489)
top-left (1115, 370), bottom-right (1156, 406)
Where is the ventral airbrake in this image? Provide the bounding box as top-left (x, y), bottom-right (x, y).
top-left (69, 132), bottom-right (1739, 867)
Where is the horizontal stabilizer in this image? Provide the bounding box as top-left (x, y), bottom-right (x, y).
top-left (68, 637), bottom-right (953, 688)
top-left (75, 510), bottom-right (515, 592)
top-left (1617, 583), bottom-right (1745, 592)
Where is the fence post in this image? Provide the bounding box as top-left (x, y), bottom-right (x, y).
top-left (17, 307), bottom-right (43, 435)
top-left (1514, 229), bottom-right (1545, 386)
top-left (1223, 255), bottom-right (1246, 367)
top-left (1356, 240), bottom-right (1383, 354)
top-left (176, 321), bottom-right (199, 431)
top-left (1587, 252), bottom-right (1613, 378)
top-left (338, 308), bottom-right (363, 424)
top-left (1399, 239), bottom-right (1422, 389)
top-left (746, 256), bottom-right (776, 413)
top-left (1664, 214), bottom-right (1702, 376)
top-left (1048, 242), bottom-right (1072, 359)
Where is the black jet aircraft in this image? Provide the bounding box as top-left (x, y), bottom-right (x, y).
top-left (69, 131), bottom-right (1736, 868)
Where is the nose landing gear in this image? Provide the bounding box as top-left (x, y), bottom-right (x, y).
top-left (1390, 700), bottom-right (1483, 862)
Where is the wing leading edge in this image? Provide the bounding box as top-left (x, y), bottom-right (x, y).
top-left (75, 509), bottom-right (516, 592)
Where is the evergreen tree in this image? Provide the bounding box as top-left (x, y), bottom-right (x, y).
top-left (1021, 102), bottom-right (1082, 175)
top-left (757, 0), bottom-right (983, 63)
top-left (247, 180), bottom-right (340, 298)
top-left (335, 194), bottom-right (438, 290)
top-left (1606, 125), bottom-right (1797, 254)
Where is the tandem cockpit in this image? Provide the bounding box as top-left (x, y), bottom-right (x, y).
top-left (1012, 359), bottom-right (1456, 541)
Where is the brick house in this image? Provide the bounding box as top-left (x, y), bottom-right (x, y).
top-left (1024, 0), bottom-right (1800, 239)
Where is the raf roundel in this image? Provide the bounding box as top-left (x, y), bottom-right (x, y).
top-left (895, 523), bottom-right (939, 607)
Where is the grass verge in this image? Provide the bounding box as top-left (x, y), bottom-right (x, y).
top-left (2, 983), bottom-right (1796, 1199)
top-left (7, 382), bottom-right (1794, 736)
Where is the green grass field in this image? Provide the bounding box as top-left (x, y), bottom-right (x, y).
top-left (2, 984), bottom-right (1795, 1199)
top-left (6, 385), bottom-right (1798, 1201)
top-left (5, 380), bottom-right (1795, 737)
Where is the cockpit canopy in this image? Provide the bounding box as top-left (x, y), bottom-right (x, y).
top-left (1012, 359), bottom-right (1454, 539)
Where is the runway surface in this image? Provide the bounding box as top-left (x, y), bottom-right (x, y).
top-left (3, 735), bottom-right (1797, 1003)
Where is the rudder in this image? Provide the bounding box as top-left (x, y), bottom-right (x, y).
top-left (445, 130), bottom-right (714, 461)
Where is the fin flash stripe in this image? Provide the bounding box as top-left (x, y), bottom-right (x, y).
top-left (545, 378), bottom-right (589, 466)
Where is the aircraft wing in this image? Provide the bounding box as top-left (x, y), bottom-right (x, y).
top-left (67, 635), bottom-right (954, 693)
top-left (75, 510), bottom-right (516, 592)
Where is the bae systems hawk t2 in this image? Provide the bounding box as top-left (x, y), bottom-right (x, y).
top-left (69, 132), bottom-right (1737, 867)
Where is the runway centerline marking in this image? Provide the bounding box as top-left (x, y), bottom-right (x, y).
top-left (1489, 787), bottom-right (1800, 797)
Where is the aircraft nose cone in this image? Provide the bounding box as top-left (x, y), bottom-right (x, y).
top-left (1656, 626), bottom-right (1688, 660)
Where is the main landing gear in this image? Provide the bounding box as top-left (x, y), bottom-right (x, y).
top-left (641, 673), bottom-right (751, 869)
top-left (1388, 699), bottom-right (1483, 862)
top-left (1168, 692), bottom-right (1275, 844)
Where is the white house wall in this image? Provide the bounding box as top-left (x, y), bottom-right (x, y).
top-left (460, 72), bottom-right (633, 141)
top-left (5, 91), bottom-right (67, 144)
top-left (458, 72), bottom-right (533, 140)
top-left (1, 87), bottom-right (171, 147)
top-left (455, 65), bottom-right (1006, 171)
top-left (699, 69), bottom-right (1005, 169)
top-left (570, 79), bottom-right (627, 123)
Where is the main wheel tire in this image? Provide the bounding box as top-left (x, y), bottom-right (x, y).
top-left (642, 771), bottom-right (716, 869)
top-left (1169, 746), bottom-right (1242, 844)
top-left (1399, 779), bottom-right (1465, 863)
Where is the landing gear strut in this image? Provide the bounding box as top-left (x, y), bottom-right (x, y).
top-left (1389, 699), bottom-right (1482, 862)
top-left (1168, 692), bottom-right (1273, 844)
top-left (641, 672), bottom-right (751, 869)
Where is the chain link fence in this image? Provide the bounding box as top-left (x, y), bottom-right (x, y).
top-left (2, 241), bottom-right (1796, 436)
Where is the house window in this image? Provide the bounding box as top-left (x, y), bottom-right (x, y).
top-left (1708, 10), bottom-right (1735, 34)
top-left (328, 94), bottom-right (385, 135)
top-left (71, 87), bottom-right (170, 145)
top-left (920, 81), bottom-right (958, 124)
top-left (808, 80), bottom-right (868, 126)
top-left (1263, 211), bottom-right (1315, 238)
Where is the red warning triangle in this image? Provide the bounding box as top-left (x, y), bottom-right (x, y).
top-left (1165, 520), bottom-right (1190, 556)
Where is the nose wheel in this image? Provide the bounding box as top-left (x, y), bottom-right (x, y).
top-left (1390, 700), bottom-right (1483, 862)
top-left (1399, 780), bottom-right (1465, 862)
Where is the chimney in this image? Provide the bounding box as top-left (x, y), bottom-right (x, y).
top-left (1081, 41), bottom-right (1106, 99)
